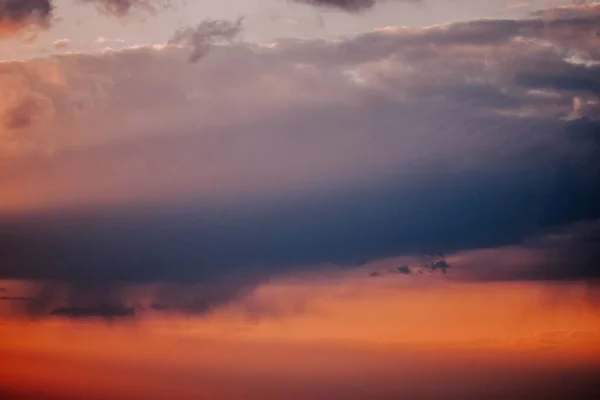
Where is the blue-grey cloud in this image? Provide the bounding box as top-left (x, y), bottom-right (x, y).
top-left (1, 116), bottom-right (598, 283)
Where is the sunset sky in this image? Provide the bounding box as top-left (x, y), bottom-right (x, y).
top-left (1, 1), bottom-right (600, 399)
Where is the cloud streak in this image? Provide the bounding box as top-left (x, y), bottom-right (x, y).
top-left (292, 0), bottom-right (419, 13)
top-left (78, 0), bottom-right (172, 17)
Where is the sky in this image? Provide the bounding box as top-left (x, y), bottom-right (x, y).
top-left (1, 0), bottom-right (600, 399)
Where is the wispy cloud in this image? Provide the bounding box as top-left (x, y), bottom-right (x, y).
top-left (169, 18), bottom-right (244, 63)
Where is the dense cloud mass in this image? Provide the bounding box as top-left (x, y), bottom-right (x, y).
top-left (1, 4), bottom-right (600, 315)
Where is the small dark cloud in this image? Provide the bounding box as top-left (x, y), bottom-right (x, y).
top-left (169, 18), bottom-right (244, 63)
top-left (369, 271), bottom-right (382, 277)
top-left (49, 303), bottom-right (135, 319)
top-left (393, 265), bottom-right (412, 275)
top-left (431, 260), bottom-right (449, 274)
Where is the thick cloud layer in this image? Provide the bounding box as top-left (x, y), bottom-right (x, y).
top-left (1, 4), bottom-right (600, 315)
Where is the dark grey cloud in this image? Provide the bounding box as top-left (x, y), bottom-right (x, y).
top-left (0, 0), bottom-right (52, 33)
top-left (430, 260), bottom-right (449, 274)
top-left (169, 18), bottom-right (244, 63)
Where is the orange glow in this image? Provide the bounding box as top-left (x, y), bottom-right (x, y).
top-left (2, 278), bottom-right (599, 399)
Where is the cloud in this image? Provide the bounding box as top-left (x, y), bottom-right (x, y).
top-left (394, 266), bottom-right (412, 275)
top-left (448, 219), bottom-right (600, 283)
top-left (291, 0), bottom-right (420, 13)
top-left (0, 0), bottom-right (52, 36)
top-left (94, 36), bottom-right (125, 44)
top-left (50, 303), bottom-right (135, 318)
top-left (0, 296), bottom-right (30, 301)
top-left (292, 0), bottom-right (378, 13)
top-left (3, 96), bottom-right (47, 130)
top-left (0, 1), bottom-right (174, 39)
top-left (169, 18), bottom-right (244, 63)
top-left (52, 38), bottom-right (70, 49)
top-left (77, 0), bottom-right (172, 17)
top-left (430, 260), bottom-right (449, 274)
top-left (1, 7), bottom-right (600, 315)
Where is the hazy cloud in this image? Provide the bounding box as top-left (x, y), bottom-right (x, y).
top-left (78, 0), bottom-right (172, 17)
top-left (52, 38), bottom-right (70, 49)
top-left (0, 296), bottom-right (30, 301)
top-left (50, 303), bottom-right (135, 318)
top-left (0, 0), bottom-right (52, 36)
